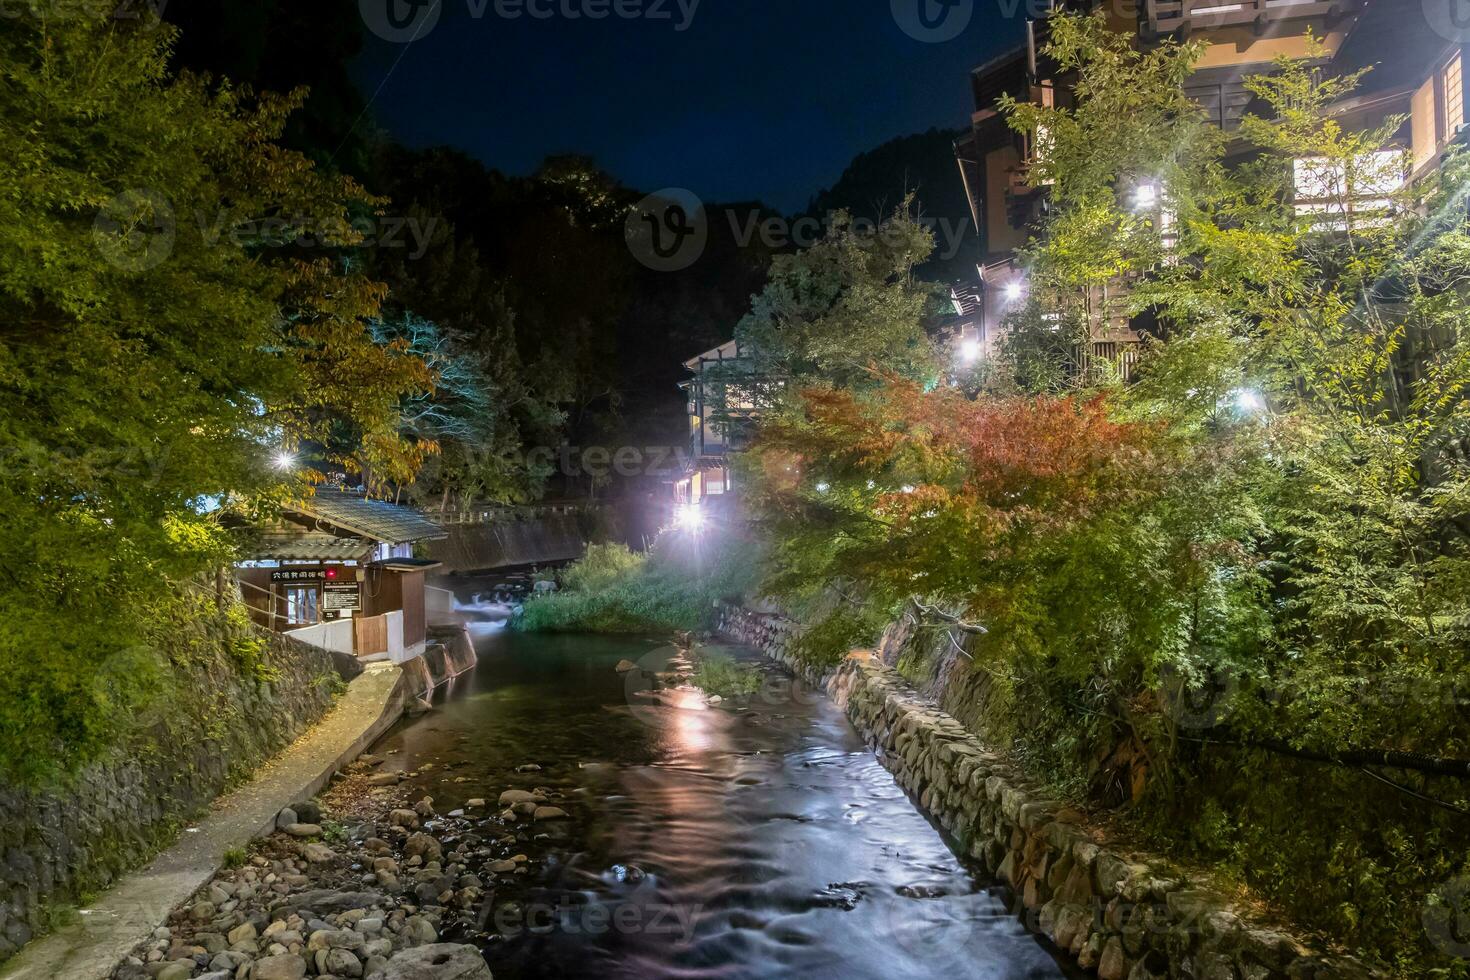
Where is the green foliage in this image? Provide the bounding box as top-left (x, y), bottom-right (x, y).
top-left (517, 533), bottom-right (763, 634)
top-left (221, 847), bottom-right (248, 870)
top-left (690, 652), bottom-right (762, 698)
top-left (742, 12), bottom-right (1470, 970)
top-left (788, 604), bottom-right (890, 670)
top-left (711, 205), bottom-right (941, 428)
top-left (0, 13), bottom-right (426, 781)
top-left (559, 543), bottom-right (648, 593)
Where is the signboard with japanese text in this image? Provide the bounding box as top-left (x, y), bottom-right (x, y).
top-left (322, 583), bottom-right (362, 613)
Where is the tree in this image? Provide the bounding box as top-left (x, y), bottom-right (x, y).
top-left (720, 205), bottom-right (941, 424)
top-left (0, 12), bottom-right (429, 780)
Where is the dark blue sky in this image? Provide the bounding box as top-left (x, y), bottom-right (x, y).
top-left (351, 0), bottom-right (1026, 213)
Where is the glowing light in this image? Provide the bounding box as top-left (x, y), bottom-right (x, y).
top-left (1233, 388), bottom-right (1267, 414)
top-left (815, 482), bottom-right (830, 494)
top-left (1003, 281), bottom-right (1023, 302)
top-left (959, 337), bottom-right (982, 363)
top-left (676, 503), bottom-right (705, 531)
top-left (272, 451), bottom-right (295, 471)
top-left (1133, 182), bottom-right (1158, 209)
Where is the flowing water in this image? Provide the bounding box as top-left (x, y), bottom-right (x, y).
top-left (372, 578), bottom-right (1079, 979)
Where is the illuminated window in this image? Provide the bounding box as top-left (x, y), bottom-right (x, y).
top-left (1445, 53), bottom-right (1464, 137)
top-left (1293, 150), bottom-right (1405, 229)
top-left (285, 587), bottom-right (319, 625)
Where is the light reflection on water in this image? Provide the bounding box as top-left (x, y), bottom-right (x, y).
top-left (372, 577), bottom-right (1080, 980)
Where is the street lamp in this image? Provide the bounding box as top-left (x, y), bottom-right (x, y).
top-left (959, 337), bottom-right (982, 363)
top-left (272, 450), bottom-right (295, 471)
top-left (676, 503), bottom-right (705, 532)
top-left (1003, 280), bottom-right (1024, 303)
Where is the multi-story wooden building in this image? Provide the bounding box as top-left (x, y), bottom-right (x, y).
top-left (673, 340), bottom-right (765, 507)
top-left (952, 0), bottom-right (1467, 368)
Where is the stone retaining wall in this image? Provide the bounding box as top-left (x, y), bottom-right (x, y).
top-left (0, 630), bottom-right (343, 964)
top-left (717, 603), bottom-right (1375, 980)
top-left (399, 625), bottom-right (479, 701)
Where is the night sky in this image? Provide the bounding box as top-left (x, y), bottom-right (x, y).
top-left (351, 0), bottom-right (1027, 214)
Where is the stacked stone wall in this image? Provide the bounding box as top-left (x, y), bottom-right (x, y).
top-left (0, 632), bottom-right (342, 963)
top-left (718, 602), bottom-right (1376, 980)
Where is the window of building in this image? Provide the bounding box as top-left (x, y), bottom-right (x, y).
top-left (285, 586), bottom-right (319, 625)
top-left (1293, 149), bottom-right (1405, 229)
top-left (1444, 52), bottom-right (1464, 138)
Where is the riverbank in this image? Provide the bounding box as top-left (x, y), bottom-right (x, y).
top-left (267, 618), bottom-right (1080, 978)
top-left (717, 603), bottom-right (1380, 980)
top-left (0, 663), bottom-right (405, 980)
top-left (106, 758), bottom-right (517, 980)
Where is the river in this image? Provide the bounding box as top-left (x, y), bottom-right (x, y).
top-left (368, 580), bottom-right (1080, 979)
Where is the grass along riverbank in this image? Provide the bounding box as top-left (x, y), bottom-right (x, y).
top-left (515, 535), bottom-right (762, 635)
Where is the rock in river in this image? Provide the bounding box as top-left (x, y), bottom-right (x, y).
top-left (373, 944), bottom-right (492, 979)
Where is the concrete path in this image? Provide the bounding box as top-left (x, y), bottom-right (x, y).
top-left (0, 663), bottom-right (406, 980)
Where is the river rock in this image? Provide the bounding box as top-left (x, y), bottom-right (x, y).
top-left (533, 806), bottom-right (568, 821)
top-left (208, 950), bottom-right (251, 972)
top-left (388, 809), bottom-right (419, 829)
top-left (373, 944), bottom-right (491, 979)
top-left (283, 823), bottom-right (322, 838)
top-left (252, 955), bottom-right (307, 980)
top-left (404, 834), bottom-right (442, 864)
top-left (317, 946), bottom-right (363, 976)
top-left (276, 807), bottom-right (299, 830)
top-left (291, 801), bottom-right (323, 824)
top-left (282, 890), bottom-right (382, 914)
top-left (497, 790), bottom-right (545, 807)
top-left (614, 660), bottom-right (637, 673)
top-left (154, 963), bottom-right (192, 980)
top-left (227, 922), bottom-right (257, 945)
top-left (302, 843), bottom-right (336, 864)
top-left (308, 929), bottom-right (364, 952)
top-left (367, 773), bottom-right (401, 787)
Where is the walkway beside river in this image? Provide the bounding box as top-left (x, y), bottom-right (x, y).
top-left (0, 664), bottom-right (404, 980)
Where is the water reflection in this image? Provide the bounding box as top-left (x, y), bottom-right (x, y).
top-left (372, 578), bottom-right (1080, 980)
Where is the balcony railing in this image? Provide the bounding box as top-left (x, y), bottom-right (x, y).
top-left (1145, 0), bottom-right (1339, 36)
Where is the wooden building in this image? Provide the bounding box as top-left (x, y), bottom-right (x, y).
top-left (952, 0), bottom-right (1464, 371)
top-left (674, 340), bottom-right (765, 506)
top-left (235, 491), bottom-right (447, 662)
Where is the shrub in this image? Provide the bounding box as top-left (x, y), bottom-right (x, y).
top-left (690, 652), bottom-right (762, 698)
top-left (558, 542), bottom-right (646, 593)
top-left (518, 531), bottom-right (763, 634)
